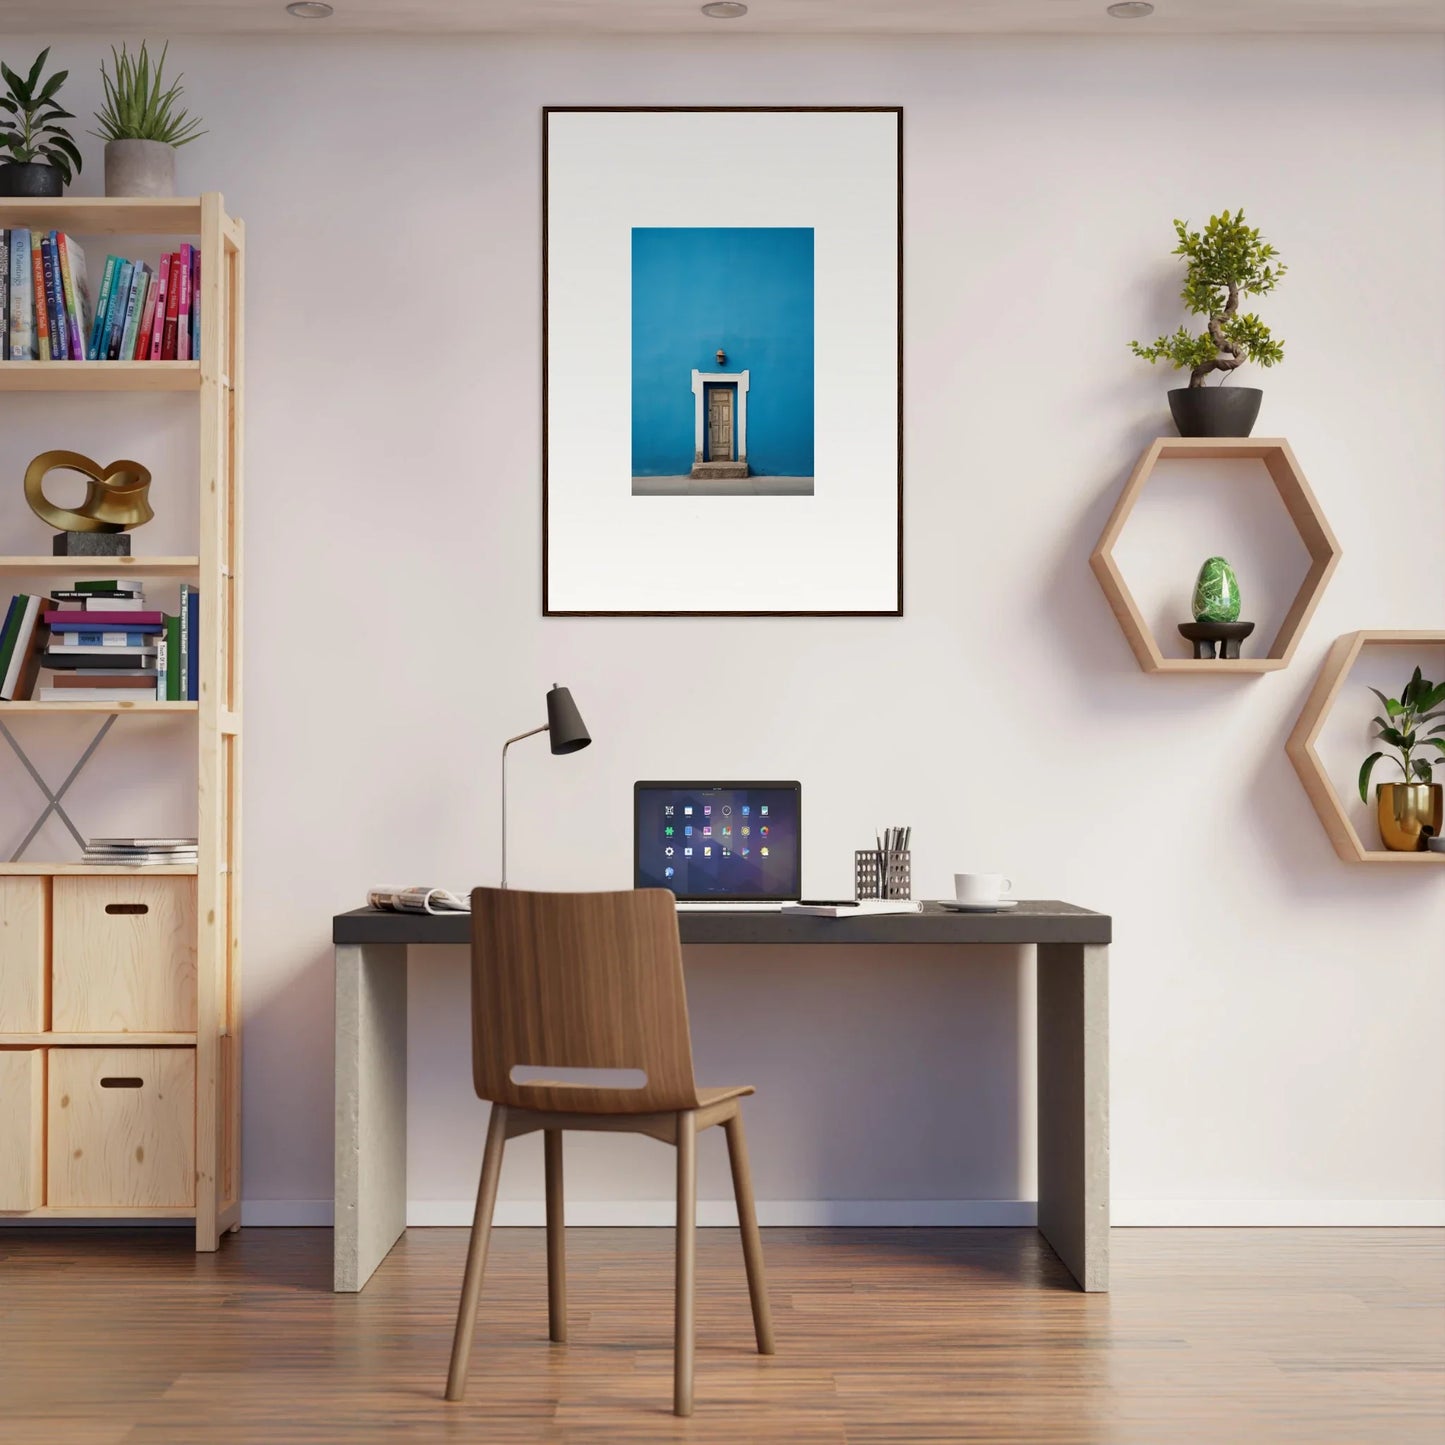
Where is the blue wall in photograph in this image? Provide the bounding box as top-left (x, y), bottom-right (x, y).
top-left (632, 227), bottom-right (814, 478)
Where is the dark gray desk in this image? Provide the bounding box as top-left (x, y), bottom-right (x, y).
top-left (333, 901), bottom-right (1110, 1293)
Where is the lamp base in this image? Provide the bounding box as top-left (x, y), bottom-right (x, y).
top-left (53, 531), bottom-right (131, 556)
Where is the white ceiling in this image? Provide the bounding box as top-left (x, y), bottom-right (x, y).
top-left (6, 0), bottom-right (1445, 37)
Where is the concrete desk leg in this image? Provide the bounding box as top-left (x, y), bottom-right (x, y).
top-left (1036, 942), bottom-right (1109, 1291)
top-left (335, 942), bottom-right (409, 1292)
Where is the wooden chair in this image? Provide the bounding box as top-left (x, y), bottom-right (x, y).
top-left (444, 887), bottom-right (775, 1417)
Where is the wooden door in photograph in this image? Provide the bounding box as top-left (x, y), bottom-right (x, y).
top-left (707, 387), bottom-right (734, 461)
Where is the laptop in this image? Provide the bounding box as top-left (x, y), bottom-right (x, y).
top-left (634, 781), bottom-right (802, 909)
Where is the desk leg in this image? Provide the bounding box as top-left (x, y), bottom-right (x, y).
top-left (335, 942), bottom-right (409, 1292)
top-left (1036, 942), bottom-right (1109, 1291)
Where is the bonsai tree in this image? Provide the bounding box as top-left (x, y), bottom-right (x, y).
top-left (92, 42), bottom-right (206, 150)
top-left (0, 48), bottom-right (83, 185)
top-left (1359, 667), bottom-right (1445, 801)
top-left (1131, 210), bottom-right (1285, 388)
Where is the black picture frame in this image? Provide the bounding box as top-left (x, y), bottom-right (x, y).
top-left (542, 105), bottom-right (904, 618)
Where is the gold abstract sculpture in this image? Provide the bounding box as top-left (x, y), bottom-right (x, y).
top-left (24, 450), bottom-right (154, 533)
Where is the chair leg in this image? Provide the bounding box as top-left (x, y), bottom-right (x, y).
top-left (674, 1109), bottom-right (698, 1418)
top-left (544, 1129), bottom-right (566, 1343)
top-left (724, 1110), bottom-right (775, 1355)
top-left (444, 1103), bottom-right (509, 1402)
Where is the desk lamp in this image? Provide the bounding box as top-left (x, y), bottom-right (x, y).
top-left (500, 684), bottom-right (591, 887)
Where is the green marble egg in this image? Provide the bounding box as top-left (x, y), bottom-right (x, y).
top-left (1192, 556), bottom-right (1241, 623)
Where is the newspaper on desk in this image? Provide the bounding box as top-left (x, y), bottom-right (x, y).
top-left (367, 886), bottom-right (471, 915)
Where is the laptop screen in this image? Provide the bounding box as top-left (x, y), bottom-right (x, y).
top-left (634, 781), bottom-right (801, 901)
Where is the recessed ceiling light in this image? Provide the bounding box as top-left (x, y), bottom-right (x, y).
top-left (701, 2), bottom-right (749, 17)
top-left (286, 1), bottom-right (334, 17)
top-left (1106, 1), bottom-right (1155, 16)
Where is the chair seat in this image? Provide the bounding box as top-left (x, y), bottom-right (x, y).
top-left (696, 1084), bottom-right (754, 1108)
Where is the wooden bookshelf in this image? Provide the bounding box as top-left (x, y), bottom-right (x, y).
top-left (0, 195), bottom-right (243, 1248)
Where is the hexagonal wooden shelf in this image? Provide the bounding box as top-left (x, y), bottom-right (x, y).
top-left (1090, 437), bottom-right (1342, 674)
top-left (1286, 630), bottom-right (1445, 867)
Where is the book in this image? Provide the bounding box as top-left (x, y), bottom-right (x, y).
top-left (103, 259), bottom-right (133, 360)
top-left (134, 262), bottom-right (160, 359)
top-left (44, 649), bottom-right (157, 670)
top-left (1, 595), bottom-right (45, 700)
top-left (0, 596), bottom-right (23, 681)
top-left (185, 585), bottom-right (199, 702)
top-left (49, 589), bottom-right (144, 602)
top-left (779, 901), bottom-right (921, 918)
top-left (147, 253), bottom-right (171, 359)
top-left (57, 233), bottom-right (89, 360)
top-left (0, 230), bottom-right (8, 361)
top-left (91, 837), bottom-right (198, 848)
top-left (30, 234), bottom-right (50, 362)
top-left (176, 243), bottom-right (193, 362)
top-left (41, 234), bottom-right (66, 360)
top-left (50, 671), bottom-right (158, 688)
top-left (89, 254), bottom-right (119, 359)
top-left (118, 264), bottom-right (149, 363)
top-left (190, 247), bottom-right (200, 359)
top-left (162, 252), bottom-right (181, 359)
top-left (9, 229), bottom-right (33, 359)
top-left (154, 632), bottom-right (167, 698)
top-left (52, 595), bottom-right (147, 613)
top-left (164, 613), bottom-right (182, 701)
top-left (45, 610), bottom-right (165, 628)
top-left (53, 635), bottom-right (156, 653)
top-left (73, 578), bottom-right (137, 594)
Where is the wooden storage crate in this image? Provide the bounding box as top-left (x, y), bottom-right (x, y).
top-left (51, 876), bottom-right (197, 1033)
top-left (0, 1048), bottom-right (45, 1211)
top-left (48, 1047), bottom-right (196, 1208)
top-left (0, 876), bottom-right (48, 1032)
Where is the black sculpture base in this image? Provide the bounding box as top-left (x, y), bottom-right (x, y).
top-left (53, 532), bottom-right (130, 556)
top-left (1178, 620), bottom-right (1256, 660)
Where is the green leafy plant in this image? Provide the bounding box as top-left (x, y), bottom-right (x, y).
top-left (92, 42), bottom-right (205, 148)
top-left (0, 48), bottom-right (83, 183)
top-left (1358, 667), bottom-right (1445, 802)
top-left (1131, 210), bottom-right (1285, 388)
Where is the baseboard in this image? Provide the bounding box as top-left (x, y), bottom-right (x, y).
top-left (1112, 1200), bottom-right (1445, 1226)
top-left (229, 1198), bottom-right (1445, 1229)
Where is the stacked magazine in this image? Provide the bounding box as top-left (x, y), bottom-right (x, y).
top-left (84, 836), bottom-right (198, 867)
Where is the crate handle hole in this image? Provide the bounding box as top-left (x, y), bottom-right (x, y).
top-left (100, 1077), bottom-right (144, 1089)
top-left (105, 903), bottom-right (149, 915)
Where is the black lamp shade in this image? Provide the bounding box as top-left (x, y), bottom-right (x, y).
top-left (545, 684), bottom-right (591, 755)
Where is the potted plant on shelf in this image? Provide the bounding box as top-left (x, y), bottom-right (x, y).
top-left (1359, 667), bottom-right (1445, 852)
top-left (92, 42), bottom-right (205, 198)
top-left (0, 49), bottom-right (82, 198)
top-left (1130, 210), bottom-right (1285, 438)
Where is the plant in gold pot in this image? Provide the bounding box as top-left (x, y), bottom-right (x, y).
top-left (92, 42), bottom-right (205, 198)
top-left (1359, 668), bottom-right (1445, 851)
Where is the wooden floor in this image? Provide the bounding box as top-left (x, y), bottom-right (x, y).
top-left (0, 1227), bottom-right (1441, 1443)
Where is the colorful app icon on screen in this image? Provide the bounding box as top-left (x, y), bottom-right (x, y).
top-left (684, 825), bottom-right (693, 837)
top-left (741, 805), bottom-right (750, 816)
top-left (760, 805), bottom-right (768, 816)
top-left (760, 847), bottom-right (769, 856)
top-left (684, 805), bottom-right (693, 815)
top-left (684, 848), bottom-right (693, 856)
top-left (665, 825), bottom-right (674, 837)
top-left (665, 866), bottom-right (675, 878)
top-left (665, 805), bottom-right (675, 816)
top-left (703, 805), bottom-right (712, 816)
top-left (741, 826), bottom-right (750, 837)
top-left (703, 847), bottom-right (711, 857)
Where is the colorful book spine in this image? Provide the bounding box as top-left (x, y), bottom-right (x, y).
top-left (147, 254), bottom-right (171, 359)
top-left (41, 234), bottom-right (67, 360)
top-left (0, 231), bottom-right (8, 361)
top-left (0, 595), bottom-right (44, 700)
top-left (9, 229), bottom-right (33, 359)
top-left (45, 609), bottom-right (165, 627)
top-left (154, 634), bottom-right (168, 700)
top-left (176, 243), bottom-right (193, 363)
top-left (103, 260), bottom-right (134, 361)
top-left (30, 234), bottom-right (50, 362)
top-left (164, 614), bottom-right (182, 701)
top-left (134, 263), bottom-right (160, 359)
top-left (180, 586), bottom-right (200, 701)
top-left (88, 254), bottom-right (119, 359)
top-left (119, 265), bottom-right (149, 363)
top-left (162, 253), bottom-right (181, 359)
top-left (52, 631), bottom-right (154, 646)
top-left (190, 248), bottom-right (200, 359)
top-left (57, 233), bottom-right (88, 361)
top-left (0, 596), bottom-right (23, 680)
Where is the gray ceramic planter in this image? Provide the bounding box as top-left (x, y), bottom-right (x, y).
top-left (104, 139), bottom-right (176, 198)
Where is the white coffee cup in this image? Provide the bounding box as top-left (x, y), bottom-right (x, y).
top-left (954, 873), bottom-right (1012, 905)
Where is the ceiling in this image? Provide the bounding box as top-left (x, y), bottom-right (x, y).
top-left (6, 1), bottom-right (1445, 37)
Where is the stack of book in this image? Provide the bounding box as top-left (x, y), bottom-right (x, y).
top-left (83, 837), bottom-right (198, 868)
top-left (1, 230), bottom-right (199, 363)
top-left (0, 579), bottom-right (200, 703)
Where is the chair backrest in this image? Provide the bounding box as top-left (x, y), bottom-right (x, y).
top-left (469, 887), bottom-right (702, 1115)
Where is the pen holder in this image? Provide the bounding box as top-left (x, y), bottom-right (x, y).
top-left (855, 849), bottom-right (911, 901)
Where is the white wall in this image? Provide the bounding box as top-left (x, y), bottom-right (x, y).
top-left (4, 34), bottom-right (1443, 1226)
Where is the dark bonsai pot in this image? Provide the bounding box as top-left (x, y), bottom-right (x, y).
top-left (0, 161), bottom-right (65, 198)
top-left (1168, 386), bottom-right (1263, 438)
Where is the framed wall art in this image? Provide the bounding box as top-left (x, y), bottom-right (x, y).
top-left (543, 106), bottom-right (903, 616)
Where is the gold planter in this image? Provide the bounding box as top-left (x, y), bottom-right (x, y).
top-left (1376, 782), bottom-right (1444, 852)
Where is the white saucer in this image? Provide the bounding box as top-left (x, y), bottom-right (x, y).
top-left (932, 898), bottom-right (1018, 912)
